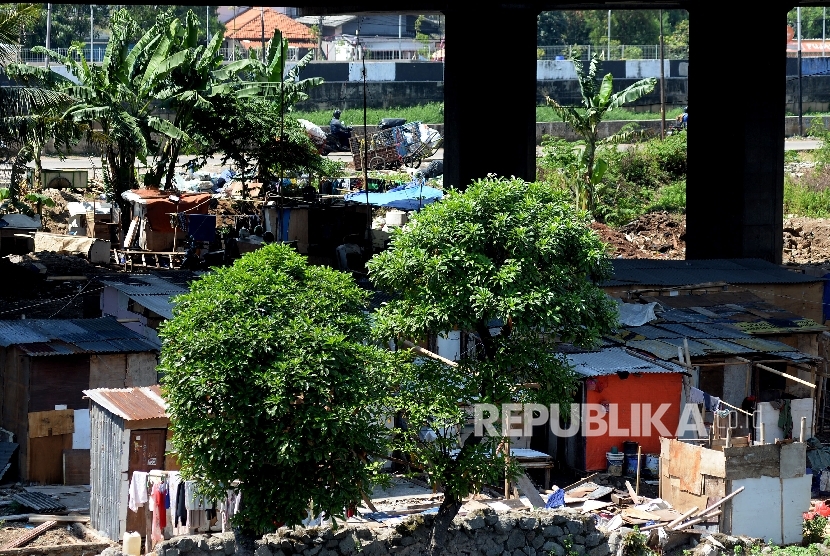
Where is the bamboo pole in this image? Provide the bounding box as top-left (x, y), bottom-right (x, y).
top-left (756, 363), bottom-right (816, 389)
top-left (400, 340), bottom-right (458, 367)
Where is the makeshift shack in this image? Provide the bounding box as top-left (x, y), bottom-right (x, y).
top-left (605, 294), bottom-right (824, 442)
top-left (262, 203), bottom-right (371, 264)
top-left (85, 385), bottom-right (176, 542)
top-left (660, 438), bottom-right (810, 545)
top-left (603, 258), bottom-right (826, 323)
top-left (0, 317), bottom-right (158, 483)
top-left (558, 347), bottom-right (688, 472)
top-left (0, 213), bottom-right (41, 255)
top-left (120, 190), bottom-right (211, 251)
top-left (97, 274), bottom-right (194, 347)
top-left (66, 201), bottom-right (114, 236)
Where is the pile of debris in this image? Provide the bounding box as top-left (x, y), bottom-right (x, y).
top-left (783, 217), bottom-right (830, 264)
top-left (591, 212), bottom-right (686, 260)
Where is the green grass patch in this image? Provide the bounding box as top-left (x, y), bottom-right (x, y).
top-left (535, 105), bottom-right (684, 122)
top-left (291, 103), bottom-right (685, 126)
top-left (292, 103), bottom-right (445, 126)
top-left (784, 172), bottom-right (830, 217)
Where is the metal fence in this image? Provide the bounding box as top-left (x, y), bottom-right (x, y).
top-left (13, 44), bottom-right (688, 65)
top-left (537, 44), bottom-right (689, 60)
top-left (14, 46), bottom-right (301, 65)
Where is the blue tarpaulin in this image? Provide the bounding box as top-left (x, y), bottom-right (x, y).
top-left (344, 181), bottom-right (444, 211)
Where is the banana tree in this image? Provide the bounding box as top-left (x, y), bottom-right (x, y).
top-left (33, 9), bottom-right (193, 228)
top-left (546, 54), bottom-right (656, 213)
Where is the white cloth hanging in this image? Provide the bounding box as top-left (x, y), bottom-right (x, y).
top-left (128, 471), bottom-right (149, 512)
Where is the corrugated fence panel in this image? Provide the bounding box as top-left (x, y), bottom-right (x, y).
top-left (90, 404), bottom-right (124, 541)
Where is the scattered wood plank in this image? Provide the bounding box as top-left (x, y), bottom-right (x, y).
top-left (515, 473), bottom-right (546, 508)
top-left (674, 510), bottom-right (722, 531)
top-left (2, 520), bottom-right (56, 549)
top-left (563, 473), bottom-right (599, 492)
top-left (29, 514), bottom-right (89, 523)
top-left (625, 480), bottom-right (641, 505)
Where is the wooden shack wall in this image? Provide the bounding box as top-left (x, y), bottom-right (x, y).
top-left (89, 403), bottom-right (126, 542)
top-left (30, 355), bottom-right (89, 411)
top-left (2, 348), bottom-right (30, 477)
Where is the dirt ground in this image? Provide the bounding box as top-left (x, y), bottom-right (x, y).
top-left (592, 212), bottom-right (830, 270)
top-left (0, 522), bottom-right (90, 548)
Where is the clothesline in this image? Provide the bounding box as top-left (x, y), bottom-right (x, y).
top-left (689, 386), bottom-right (753, 416)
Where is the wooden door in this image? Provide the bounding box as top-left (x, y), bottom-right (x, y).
top-left (125, 429), bottom-right (166, 535)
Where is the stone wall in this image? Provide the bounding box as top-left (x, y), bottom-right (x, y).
top-left (150, 509), bottom-right (629, 556)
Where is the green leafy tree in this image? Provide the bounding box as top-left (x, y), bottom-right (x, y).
top-left (20, 4), bottom-right (111, 50)
top-left (3, 63), bottom-right (83, 189)
top-left (537, 11), bottom-right (591, 45)
top-left (368, 176), bottom-right (618, 556)
top-left (545, 54), bottom-right (656, 213)
top-left (159, 244), bottom-right (399, 555)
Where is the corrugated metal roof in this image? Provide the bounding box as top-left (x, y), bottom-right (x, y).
top-left (626, 339), bottom-right (686, 360)
top-left (98, 275), bottom-right (188, 296)
top-left (658, 309), bottom-right (711, 323)
top-left (696, 338), bottom-right (757, 354)
top-left (655, 323), bottom-right (716, 339)
top-left (0, 321), bottom-right (50, 346)
top-left (130, 295), bottom-right (176, 320)
top-left (687, 323), bottom-right (748, 339)
top-left (566, 347), bottom-right (686, 377)
top-left (604, 258), bottom-right (823, 287)
top-left (625, 324), bottom-right (674, 339)
top-left (0, 317), bottom-right (157, 354)
top-left (645, 337), bottom-right (711, 356)
top-left (83, 385), bottom-right (168, 422)
top-left (728, 337), bottom-right (798, 352)
top-left (770, 350), bottom-right (818, 361)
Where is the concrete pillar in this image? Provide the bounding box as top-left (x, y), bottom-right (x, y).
top-left (686, 6), bottom-right (787, 262)
top-left (443, 6), bottom-right (538, 189)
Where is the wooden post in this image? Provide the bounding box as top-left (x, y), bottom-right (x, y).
top-left (725, 427), bottom-right (732, 449)
top-left (760, 423), bottom-right (766, 445)
top-left (800, 416), bottom-right (807, 442)
top-left (635, 446), bottom-right (642, 497)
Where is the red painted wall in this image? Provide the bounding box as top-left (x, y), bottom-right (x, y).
top-left (584, 373), bottom-right (683, 471)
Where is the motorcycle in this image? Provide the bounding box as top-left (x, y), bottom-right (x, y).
top-left (323, 120), bottom-right (353, 155)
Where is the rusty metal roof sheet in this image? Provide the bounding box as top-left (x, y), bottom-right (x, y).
top-left (83, 385), bottom-right (168, 422)
top-left (566, 347), bottom-right (686, 377)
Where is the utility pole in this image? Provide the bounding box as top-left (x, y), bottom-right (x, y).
top-left (798, 7), bottom-right (804, 136)
top-left (89, 5), bottom-right (94, 63)
top-left (232, 6), bottom-right (237, 61)
top-left (398, 15), bottom-right (402, 60)
top-left (206, 6), bottom-right (209, 45)
top-left (824, 7), bottom-right (826, 55)
top-left (260, 6), bottom-right (265, 63)
top-left (45, 3), bottom-right (52, 68)
top-left (607, 10), bottom-right (611, 59)
top-left (659, 9), bottom-right (666, 140)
